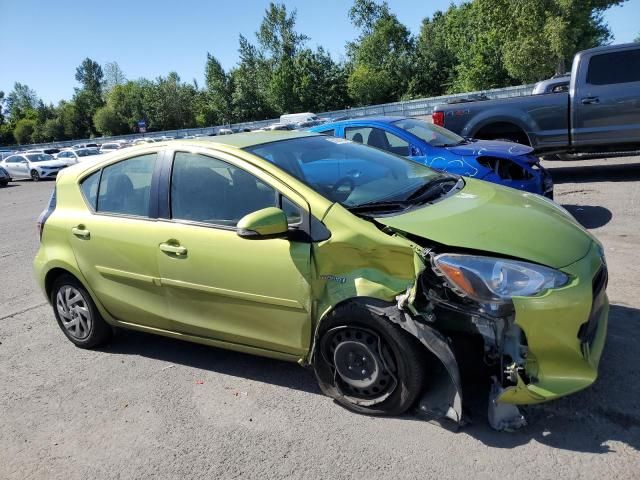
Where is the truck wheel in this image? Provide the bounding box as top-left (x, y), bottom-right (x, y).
top-left (314, 302), bottom-right (426, 416)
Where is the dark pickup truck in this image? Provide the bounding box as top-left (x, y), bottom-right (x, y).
top-left (432, 43), bottom-right (640, 156)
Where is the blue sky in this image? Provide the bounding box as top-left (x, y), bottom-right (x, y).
top-left (1, 0), bottom-right (638, 104)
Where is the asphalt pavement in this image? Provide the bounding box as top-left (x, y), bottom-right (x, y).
top-left (1, 156), bottom-right (639, 479)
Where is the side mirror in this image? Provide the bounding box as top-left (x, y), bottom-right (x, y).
top-left (409, 145), bottom-right (423, 157)
top-left (237, 207), bottom-right (289, 239)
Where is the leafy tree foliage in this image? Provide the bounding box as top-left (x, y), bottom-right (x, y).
top-left (14, 118), bottom-right (36, 145)
top-left (347, 0), bottom-right (414, 105)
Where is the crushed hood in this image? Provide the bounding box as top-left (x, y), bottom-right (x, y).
top-left (446, 139), bottom-right (535, 161)
top-left (375, 178), bottom-right (592, 269)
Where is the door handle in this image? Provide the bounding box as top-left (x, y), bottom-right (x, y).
top-left (71, 226), bottom-right (90, 238)
top-left (159, 242), bottom-right (187, 255)
top-left (581, 96), bottom-right (599, 105)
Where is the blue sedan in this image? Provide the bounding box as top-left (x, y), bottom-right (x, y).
top-left (310, 117), bottom-right (553, 198)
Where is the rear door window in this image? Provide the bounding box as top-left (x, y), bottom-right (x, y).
top-left (345, 126), bottom-right (410, 156)
top-left (586, 49), bottom-right (640, 85)
top-left (96, 153), bottom-right (157, 216)
top-left (80, 171), bottom-right (100, 210)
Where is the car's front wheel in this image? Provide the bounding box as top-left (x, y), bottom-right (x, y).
top-left (50, 274), bottom-right (112, 348)
top-left (314, 302), bottom-right (427, 416)
top-left (30, 169), bottom-right (40, 182)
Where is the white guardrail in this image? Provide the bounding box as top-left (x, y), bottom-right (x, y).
top-left (10, 83), bottom-right (535, 150)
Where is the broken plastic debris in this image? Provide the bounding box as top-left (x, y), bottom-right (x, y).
top-left (488, 377), bottom-right (526, 432)
top-left (195, 380), bottom-right (204, 385)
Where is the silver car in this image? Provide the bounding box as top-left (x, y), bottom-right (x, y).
top-left (0, 153), bottom-right (67, 181)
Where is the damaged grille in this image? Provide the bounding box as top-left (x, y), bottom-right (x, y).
top-left (578, 263), bottom-right (608, 347)
top-left (476, 156), bottom-right (532, 181)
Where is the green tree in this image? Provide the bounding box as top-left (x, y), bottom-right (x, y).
top-left (103, 61), bottom-right (127, 93)
top-left (231, 35), bottom-right (274, 121)
top-left (93, 105), bottom-right (127, 135)
top-left (347, 0), bottom-right (414, 105)
top-left (407, 10), bottom-right (457, 97)
top-left (14, 118), bottom-right (36, 144)
top-left (257, 3), bottom-right (309, 114)
top-left (73, 57), bottom-right (105, 136)
top-left (199, 53), bottom-right (233, 125)
top-left (6, 82), bottom-right (38, 122)
top-left (42, 118), bottom-right (66, 141)
top-left (294, 48), bottom-right (349, 112)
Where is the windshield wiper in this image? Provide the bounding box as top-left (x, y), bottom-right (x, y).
top-left (405, 176), bottom-right (462, 202)
top-left (439, 139), bottom-right (468, 147)
top-left (347, 200), bottom-right (410, 215)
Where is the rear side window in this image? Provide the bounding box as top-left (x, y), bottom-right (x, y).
top-left (586, 49), bottom-right (640, 85)
top-left (80, 171), bottom-right (100, 210)
top-left (96, 153), bottom-right (157, 216)
top-left (315, 128), bottom-right (335, 136)
top-left (345, 127), bottom-right (410, 156)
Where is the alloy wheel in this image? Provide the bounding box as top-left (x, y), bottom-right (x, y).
top-left (56, 286), bottom-right (92, 340)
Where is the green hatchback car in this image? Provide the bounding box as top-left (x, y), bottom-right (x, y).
top-left (34, 131), bottom-right (608, 428)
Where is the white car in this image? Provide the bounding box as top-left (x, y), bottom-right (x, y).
top-left (56, 148), bottom-right (103, 165)
top-left (99, 142), bottom-right (125, 153)
top-left (0, 153), bottom-right (68, 181)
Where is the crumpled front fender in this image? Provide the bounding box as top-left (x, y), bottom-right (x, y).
top-left (364, 299), bottom-right (464, 425)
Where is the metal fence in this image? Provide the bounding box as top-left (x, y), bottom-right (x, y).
top-left (9, 83), bottom-right (535, 150)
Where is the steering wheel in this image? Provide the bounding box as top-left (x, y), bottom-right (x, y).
top-left (331, 176), bottom-right (356, 201)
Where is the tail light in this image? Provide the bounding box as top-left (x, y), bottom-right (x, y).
top-left (37, 187), bottom-right (57, 240)
top-left (432, 111), bottom-right (445, 127)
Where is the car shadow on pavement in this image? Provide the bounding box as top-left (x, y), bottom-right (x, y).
top-left (100, 329), bottom-right (322, 395)
top-left (548, 160), bottom-right (640, 184)
top-left (461, 304), bottom-right (640, 453)
top-left (562, 204), bottom-right (612, 229)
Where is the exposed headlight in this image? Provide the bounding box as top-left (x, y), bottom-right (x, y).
top-left (433, 254), bottom-right (569, 304)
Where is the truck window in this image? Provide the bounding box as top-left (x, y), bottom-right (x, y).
top-left (586, 49), bottom-right (640, 85)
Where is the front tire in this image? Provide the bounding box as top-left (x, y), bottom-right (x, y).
top-left (314, 302), bottom-right (426, 416)
top-left (31, 169), bottom-right (40, 182)
top-left (50, 274), bottom-right (112, 348)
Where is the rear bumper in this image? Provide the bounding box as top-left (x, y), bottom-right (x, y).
top-left (498, 242), bottom-right (608, 404)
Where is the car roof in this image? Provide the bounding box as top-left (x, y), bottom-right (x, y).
top-left (61, 131), bottom-right (320, 177)
top-left (179, 130), bottom-right (317, 148)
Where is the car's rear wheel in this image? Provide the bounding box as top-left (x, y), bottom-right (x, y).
top-left (30, 169), bottom-right (40, 182)
top-left (314, 302), bottom-right (427, 416)
top-left (0, 181), bottom-right (7, 187)
top-left (50, 274), bottom-right (112, 348)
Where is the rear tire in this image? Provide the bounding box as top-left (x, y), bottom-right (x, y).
top-left (0, 181), bottom-right (7, 187)
top-left (314, 301), bottom-right (426, 416)
top-left (50, 274), bottom-right (112, 348)
top-left (31, 170), bottom-right (40, 182)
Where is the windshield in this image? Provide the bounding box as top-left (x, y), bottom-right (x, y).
top-left (26, 154), bottom-right (54, 162)
top-left (393, 118), bottom-right (465, 147)
top-left (246, 136), bottom-right (451, 208)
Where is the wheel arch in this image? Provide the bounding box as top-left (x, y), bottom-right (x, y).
top-left (472, 121), bottom-right (532, 146)
top-left (40, 262), bottom-right (116, 326)
top-left (311, 296), bottom-right (464, 424)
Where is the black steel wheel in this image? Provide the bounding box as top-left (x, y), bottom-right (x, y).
top-left (314, 301), bottom-right (427, 416)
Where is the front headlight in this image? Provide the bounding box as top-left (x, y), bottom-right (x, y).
top-left (433, 254), bottom-right (569, 304)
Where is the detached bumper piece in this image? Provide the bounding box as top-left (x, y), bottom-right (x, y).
top-left (368, 301), bottom-right (464, 427)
